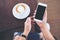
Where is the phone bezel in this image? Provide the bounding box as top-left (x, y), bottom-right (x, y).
top-left (34, 3), bottom-right (47, 22)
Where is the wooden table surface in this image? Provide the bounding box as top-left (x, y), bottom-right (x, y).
top-left (0, 0), bottom-right (37, 40)
top-left (0, 0), bottom-right (60, 40)
top-left (0, 0), bottom-right (37, 32)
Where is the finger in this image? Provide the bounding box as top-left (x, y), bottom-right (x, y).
top-left (33, 10), bottom-right (36, 18)
top-left (35, 10), bottom-right (36, 13)
top-left (25, 17), bottom-right (31, 23)
top-left (43, 9), bottom-right (47, 23)
top-left (25, 17), bottom-right (29, 23)
top-left (28, 17), bottom-right (31, 23)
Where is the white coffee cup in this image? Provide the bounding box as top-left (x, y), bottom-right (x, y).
top-left (12, 3), bottom-right (30, 19)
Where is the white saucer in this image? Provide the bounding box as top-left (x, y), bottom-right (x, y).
top-left (12, 3), bottom-right (30, 19)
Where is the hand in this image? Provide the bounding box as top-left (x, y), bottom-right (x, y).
top-left (13, 35), bottom-right (20, 40)
top-left (23, 17), bottom-right (32, 36)
top-left (13, 17), bottom-right (32, 40)
top-left (36, 9), bottom-right (47, 29)
top-left (36, 21), bottom-right (47, 30)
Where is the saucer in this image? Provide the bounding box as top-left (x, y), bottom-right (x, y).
top-left (12, 3), bottom-right (30, 19)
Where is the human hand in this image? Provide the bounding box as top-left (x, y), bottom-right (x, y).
top-left (13, 35), bottom-right (20, 40)
top-left (23, 17), bottom-right (32, 36)
top-left (35, 9), bottom-right (47, 29)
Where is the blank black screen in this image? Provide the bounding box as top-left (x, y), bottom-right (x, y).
top-left (35, 5), bottom-right (46, 20)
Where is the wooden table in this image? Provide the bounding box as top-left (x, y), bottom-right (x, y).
top-left (0, 0), bottom-right (37, 40)
top-left (0, 0), bottom-right (37, 32)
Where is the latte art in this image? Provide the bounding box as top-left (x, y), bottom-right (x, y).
top-left (16, 5), bottom-right (26, 14)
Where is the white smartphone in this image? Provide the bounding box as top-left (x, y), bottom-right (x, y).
top-left (34, 3), bottom-right (47, 22)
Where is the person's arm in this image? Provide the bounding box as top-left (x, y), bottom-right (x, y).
top-left (13, 17), bottom-right (32, 40)
top-left (39, 23), bottom-right (50, 40)
top-left (19, 17), bottom-right (32, 40)
top-left (37, 22), bottom-right (55, 40)
top-left (36, 9), bottom-right (55, 40)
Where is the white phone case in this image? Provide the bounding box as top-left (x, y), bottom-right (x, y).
top-left (34, 3), bottom-right (47, 22)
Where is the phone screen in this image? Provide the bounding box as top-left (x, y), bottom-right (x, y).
top-left (35, 5), bottom-right (46, 20)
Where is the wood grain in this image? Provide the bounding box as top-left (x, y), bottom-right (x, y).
top-left (0, 0), bottom-right (37, 32)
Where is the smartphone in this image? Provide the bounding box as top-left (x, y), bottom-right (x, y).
top-left (34, 3), bottom-right (47, 22)
top-left (34, 3), bottom-right (47, 33)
